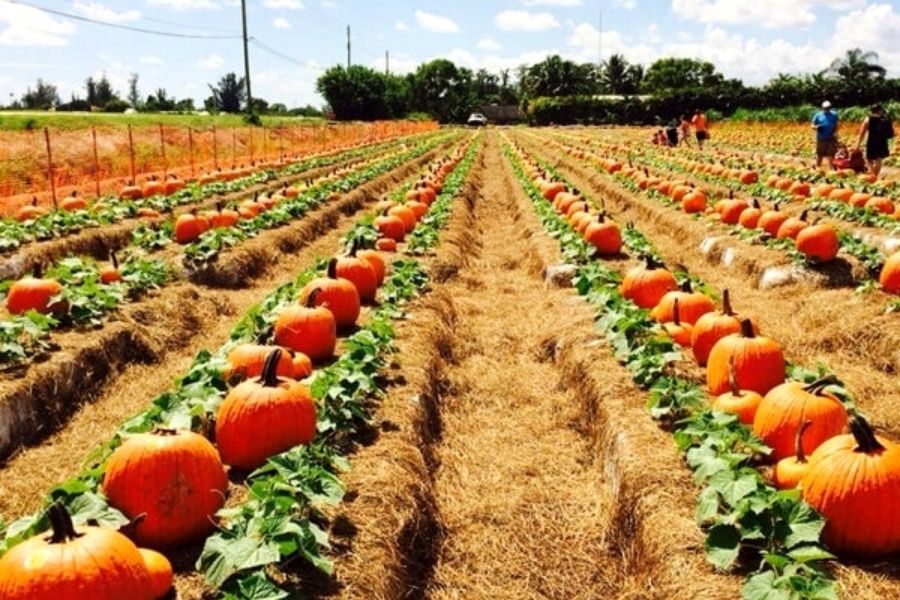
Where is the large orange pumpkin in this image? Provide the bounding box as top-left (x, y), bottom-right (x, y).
top-left (801, 415), bottom-right (900, 557)
top-left (225, 343), bottom-right (308, 380)
top-left (690, 289), bottom-right (748, 366)
top-left (6, 268), bottom-right (63, 315)
top-left (620, 258), bottom-right (678, 309)
top-left (752, 376), bottom-right (848, 461)
top-left (298, 262), bottom-right (361, 331)
top-left (334, 251), bottom-right (378, 304)
top-left (796, 223), bottom-right (839, 263)
top-left (650, 281), bottom-right (715, 325)
top-left (880, 252), bottom-right (900, 294)
top-left (102, 430), bottom-right (228, 548)
top-left (216, 349), bottom-right (317, 470)
top-left (0, 504), bottom-right (154, 600)
top-left (274, 290), bottom-right (337, 363)
top-left (583, 213), bottom-right (622, 256)
top-left (706, 319), bottom-right (784, 396)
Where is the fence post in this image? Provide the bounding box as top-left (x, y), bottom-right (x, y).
top-left (188, 127), bottom-right (195, 178)
top-left (159, 123), bottom-right (167, 181)
top-left (91, 126), bottom-right (101, 198)
top-left (231, 129), bottom-right (237, 167)
top-left (127, 124), bottom-right (136, 184)
top-left (43, 127), bottom-right (57, 209)
top-left (212, 125), bottom-right (218, 171)
top-left (279, 127), bottom-right (284, 163)
top-left (248, 127), bottom-right (253, 164)
top-left (289, 126), bottom-right (295, 158)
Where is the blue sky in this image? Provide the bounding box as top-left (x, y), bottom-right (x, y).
top-left (1, 0), bottom-right (898, 108)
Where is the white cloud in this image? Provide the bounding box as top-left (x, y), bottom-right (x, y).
top-left (73, 2), bottom-right (142, 23)
top-left (197, 53), bottom-right (225, 69)
top-left (522, 0), bottom-right (582, 5)
top-left (670, 0), bottom-right (864, 29)
top-left (273, 16), bottom-right (292, 29)
top-left (495, 10), bottom-right (561, 32)
top-left (321, 0), bottom-right (337, 7)
top-left (613, 0), bottom-right (637, 8)
top-left (477, 38), bottom-right (502, 51)
top-left (139, 54), bottom-right (164, 65)
top-left (395, 20), bottom-right (408, 31)
top-left (146, 0), bottom-right (220, 10)
top-left (415, 10), bottom-right (460, 33)
top-left (831, 3), bottom-right (900, 74)
top-left (0, 0), bottom-right (77, 46)
top-left (262, 0), bottom-right (304, 9)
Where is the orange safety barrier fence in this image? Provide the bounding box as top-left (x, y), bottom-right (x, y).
top-left (0, 120), bottom-right (438, 217)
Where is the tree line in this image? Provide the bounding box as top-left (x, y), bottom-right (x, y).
top-left (10, 72), bottom-right (320, 117)
top-left (316, 48), bottom-right (896, 124)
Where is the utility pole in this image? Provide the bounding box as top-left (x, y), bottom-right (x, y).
top-left (346, 25), bottom-right (351, 69)
top-left (597, 9), bottom-right (602, 70)
top-left (241, 0), bottom-right (253, 115)
top-left (385, 50), bottom-right (389, 76)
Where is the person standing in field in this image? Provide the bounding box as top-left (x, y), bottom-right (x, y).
top-left (812, 100), bottom-right (839, 170)
top-left (679, 115), bottom-right (692, 147)
top-left (855, 104), bottom-right (894, 178)
top-left (665, 119), bottom-right (679, 147)
top-left (691, 109), bottom-right (709, 150)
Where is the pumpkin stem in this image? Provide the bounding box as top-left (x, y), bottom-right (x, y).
top-left (47, 503), bottom-right (82, 544)
top-left (31, 196), bottom-right (38, 207)
top-left (803, 374), bottom-right (841, 394)
top-left (799, 209), bottom-right (809, 222)
top-left (326, 258), bottom-right (339, 279)
top-left (643, 255), bottom-right (666, 270)
top-left (110, 251), bottom-right (119, 270)
top-left (31, 263), bottom-right (43, 279)
top-left (305, 287), bottom-right (322, 308)
top-left (794, 419), bottom-right (812, 463)
top-left (679, 279), bottom-right (693, 293)
top-left (260, 349), bottom-right (282, 387)
top-left (347, 237), bottom-right (360, 257)
top-left (739, 318), bottom-right (755, 338)
top-left (722, 289), bottom-right (733, 316)
top-left (672, 298), bottom-right (681, 326)
top-left (752, 198), bottom-right (760, 209)
top-left (216, 201), bottom-right (224, 212)
top-left (728, 190), bottom-right (734, 199)
top-left (849, 414), bottom-right (885, 454)
top-left (727, 354), bottom-right (742, 398)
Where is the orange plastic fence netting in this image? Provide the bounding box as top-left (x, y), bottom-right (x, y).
top-left (0, 120), bottom-right (437, 217)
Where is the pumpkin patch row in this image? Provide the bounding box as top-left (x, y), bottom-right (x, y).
top-left (534, 131), bottom-right (900, 295)
top-left (0, 138), bottom-right (480, 599)
top-left (504, 137), bottom-right (898, 600)
top-left (0, 136), bottom-right (458, 370)
top-left (0, 129), bottom-right (438, 258)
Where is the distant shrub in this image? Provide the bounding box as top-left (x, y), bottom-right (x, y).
top-left (103, 99), bottom-right (131, 113)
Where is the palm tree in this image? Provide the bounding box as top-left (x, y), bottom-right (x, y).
top-left (823, 48), bottom-right (887, 83)
top-left (600, 54), bottom-right (629, 94)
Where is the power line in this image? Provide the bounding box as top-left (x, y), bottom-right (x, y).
top-left (249, 38), bottom-right (324, 72)
top-left (5, 0), bottom-right (242, 39)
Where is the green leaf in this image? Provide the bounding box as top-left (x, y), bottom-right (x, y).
top-left (706, 523), bottom-right (742, 570)
top-left (221, 571), bottom-right (290, 600)
top-left (198, 534), bottom-right (282, 587)
top-left (742, 571), bottom-right (792, 600)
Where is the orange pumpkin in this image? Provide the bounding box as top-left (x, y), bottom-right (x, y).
top-left (334, 249), bottom-right (378, 304)
top-left (60, 191), bottom-right (87, 212)
top-left (801, 415), bottom-right (900, 556)
top-left (796, 223), bottom-right (839, 263)
top-left (880, 252), bottom-right (900, 294)
top-left (583, 213), bottom-right (622, 256)
top-left (139, 548), bottom-right (173, 600)
top-left (102, 430), bottom-right (228, 548)
top-left (758, 204), bottom-right (789, 236)
top-left (357, 249), bottom-right (387, 286)
top-left (225, 343), bottom-right (308, 380)
top-left (99, 252), bottom-right (122, 284)
top-left (6, 267), bottom-right (64, 315)
top-left (620, 258), bottom-right (678, 309)
top-left (375, 213), bottom-right (406, 242)
top-left (690, 289), bottom-right (748, 366)
top-left (662, 298), bottom-right (693, 347)
top-left (711, 355), bottom-right (763, 425)
top-left (15, 197), bottom-right (46, 222)
top-left (298, 260), bottom-right (361, 330)
top-left (274, 290), bottom-right (337, 363)
top-left (0, 504), bottom-right (153, 600)
top-left (773, 419), bottom-right (812, 490)
top-left (775, 210), bottom-right (808, 240)
top-left (706, 319), bottom-right (784, 396)
top-left (752, 376), bottom-right (848, 461)
top-left (375, 237), bottom-right (397, 252)
top-left (650, 281), bottom-right (715, 325)
top-left (174, 209), bottom-right (207, 244)
top-left (216, 349), bottom-right (317, 470)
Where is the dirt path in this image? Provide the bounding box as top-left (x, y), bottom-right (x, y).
top-left (419, 134), bottom-right (612, 599)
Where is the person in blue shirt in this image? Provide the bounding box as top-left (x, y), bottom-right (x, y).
top-left (812, 100), bottom-right (839, 169)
